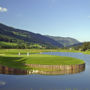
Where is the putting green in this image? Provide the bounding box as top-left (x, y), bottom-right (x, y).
top-left (0, 54), bottom-right (85, 70)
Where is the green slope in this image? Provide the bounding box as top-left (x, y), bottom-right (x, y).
top-left (0, 23), bottom-right (64, 49)
top-left (46, 35), bottom-right (80, 47)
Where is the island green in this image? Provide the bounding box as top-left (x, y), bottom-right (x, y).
top-left (0, 53), bottom-right (85, 70)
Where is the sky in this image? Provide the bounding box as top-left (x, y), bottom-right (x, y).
top-left (0, 0), bottom-right (90, 42)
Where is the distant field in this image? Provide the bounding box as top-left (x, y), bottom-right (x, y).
top-left (0, 49), bottom-right (90, 55)
top-left (0, 49), bottom-right (59, 55)
top-left (0, 49), bottom-right (81, 54)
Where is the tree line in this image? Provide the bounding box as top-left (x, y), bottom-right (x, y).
top-left (73, 42), bottom-right (90, 51)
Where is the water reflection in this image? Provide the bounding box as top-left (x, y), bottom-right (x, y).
top-left (0, 64), bottom-right (85, 75)
top-left (0, 65), bottom-right (28, 75)
top-left (0, 81), bottom-right (6, 87)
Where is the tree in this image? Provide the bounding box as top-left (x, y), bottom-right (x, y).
top-left (81, 42), bottom-right (90, 51)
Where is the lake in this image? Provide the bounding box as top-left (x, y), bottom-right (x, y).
top-left (0, 52), bottom-right (90, 90)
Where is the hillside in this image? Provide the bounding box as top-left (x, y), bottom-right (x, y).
top-left (46, 35), bottom-right (80, 47)
top-left (0, 23), bottom-right (63, 49)
top-left (68, 43), bottom-right (83, 47)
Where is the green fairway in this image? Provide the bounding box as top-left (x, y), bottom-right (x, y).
top-left (0, 49), bottom-right (90, 55)
top-left (0, 49), bottom-right (59, 55)
top-left (0, 54), bottom-right (85, 70)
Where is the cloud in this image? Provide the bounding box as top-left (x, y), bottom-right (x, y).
top-left (0, 6), bottom-right (7, 12)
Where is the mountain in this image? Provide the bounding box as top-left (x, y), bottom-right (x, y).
top-left (0, 23), bottom-right (64, 49)
top-left (46, 35), bottom-right (80, 47)
top-left (68, 43), bottom-right (83, 47)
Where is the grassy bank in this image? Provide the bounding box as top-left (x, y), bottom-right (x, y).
top-left (0, 54), bottom-right (85, 70)
top-left (83, 51), bottom-right (90, 54)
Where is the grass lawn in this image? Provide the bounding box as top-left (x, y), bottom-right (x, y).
top-left (0, 49), bottom-right (81, 55)
top-left (0, 54), bottom-right (85, 70)
top-left (83, 51), bottom-right (90, 54)
top-left (0, 49), bottom-right (90, 55)
top-left (0, 49), bottom-right (58, 55)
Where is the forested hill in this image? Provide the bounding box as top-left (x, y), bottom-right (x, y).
top-left (46, 35), bottom-right (80, 47)
top-left (0, 23), bottom-right (63, 49)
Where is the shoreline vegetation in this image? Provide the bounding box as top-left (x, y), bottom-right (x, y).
top-left (0, 49), bottom-right (85, 71)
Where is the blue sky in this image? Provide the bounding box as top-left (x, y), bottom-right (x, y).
top-left (0, 0), bottom-right (90, 42)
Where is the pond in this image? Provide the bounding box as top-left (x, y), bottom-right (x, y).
top-left (0, 52), bottom-right (90, 90)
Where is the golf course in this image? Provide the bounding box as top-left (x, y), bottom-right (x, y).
top-left (0, 49), bottom-right (85, 71)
